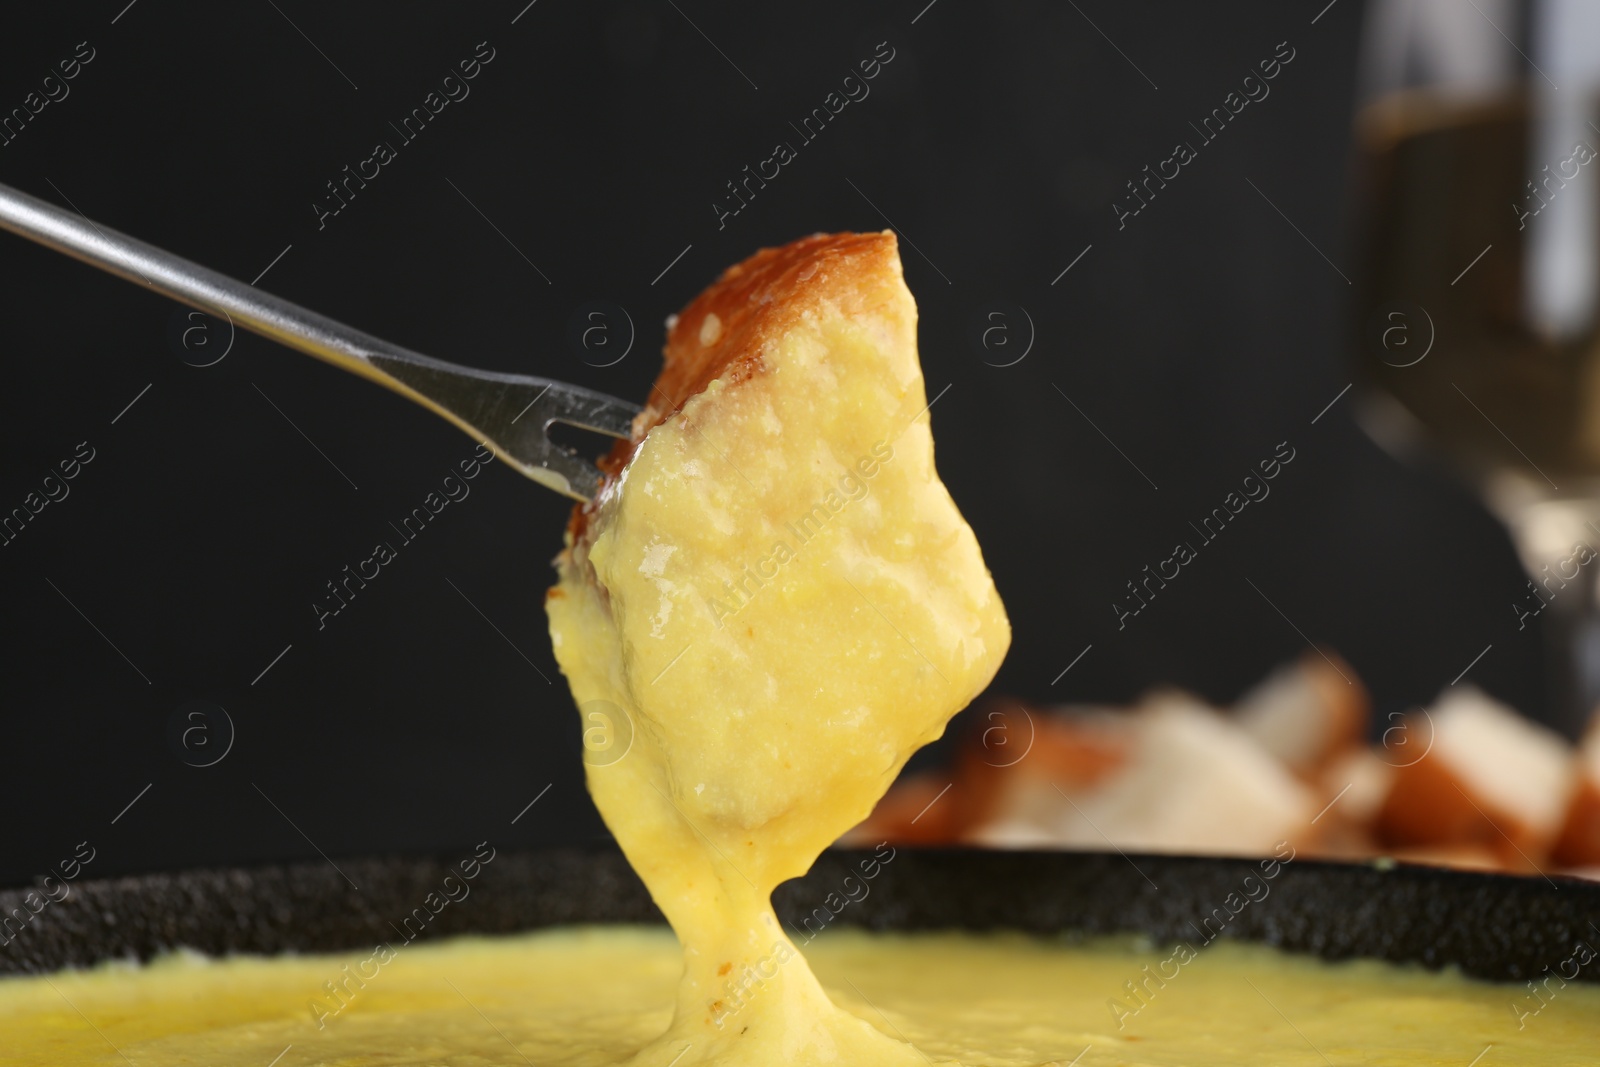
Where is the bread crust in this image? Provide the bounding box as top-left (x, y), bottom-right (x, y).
top-left (1554, 777), bottom-right (1600, 866)
top-left (567, 231), bottom-right (899, 543)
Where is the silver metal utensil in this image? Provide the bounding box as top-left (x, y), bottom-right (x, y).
top-left (0, 181), bottom-right (639, 501)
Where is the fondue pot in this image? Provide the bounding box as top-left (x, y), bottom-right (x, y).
top-left (3, 847), bottom-right (1596, 986)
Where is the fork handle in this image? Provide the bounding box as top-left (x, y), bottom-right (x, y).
top-left (0, 180), bottom-right (635, 500)
top-left (0, 180), bottom-right (462, 387)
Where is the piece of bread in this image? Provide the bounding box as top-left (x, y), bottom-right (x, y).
top-left (549, 230), bottom-right (1011, 895)
top-left (1072, 692), bottom-right (1318, 855)
top-left (958, 692), bottom-right (1318, 855)
top-left (1553, 716), bottom-right (1600, 867)
top-left (1320, 747), bottom-right (1396, 826)
top-left (956, 691), bottom-right (1315, 855)
top-left (847, 700), bottom-right (1133, 846)
top-left (839, 771), bottom-right (960, 846)
top-left (1374, 687), bottom-right (1575, 867)
top-left (572, 232), bottom-right (907, 539)
top-left (953, 698), bottom-right (1133, 835)
top-left (1234, 652), bottom-right (1369, 776)
top-left (1301, 748), bottom-right (1395, 860)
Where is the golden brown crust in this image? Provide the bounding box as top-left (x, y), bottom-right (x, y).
top-left (566, 231), bottom-right (899, 544)
top-left (844, 770), bottom-right (962, 846)
top-left (1374, 754), bottom-right (1550, 868)
top-left (1553, 777), bottom-right (1600, 866)
top-left (953, 699), bottom-right (1132, 831)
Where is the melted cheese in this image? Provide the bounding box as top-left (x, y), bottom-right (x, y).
top-left (546, 233), bottom-right (1011, 1063)
top-left (2, 927), bottom-right (1594, 1065)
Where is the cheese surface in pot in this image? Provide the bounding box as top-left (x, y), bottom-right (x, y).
top-left (546, 231), bottom-right (1012, 1064)
top-left (2, 926), bottom-right (1597, 1065)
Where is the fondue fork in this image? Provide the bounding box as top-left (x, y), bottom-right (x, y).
top-left (0, 180), bottom-right (638, 502)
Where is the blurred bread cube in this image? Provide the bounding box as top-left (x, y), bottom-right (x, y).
top-left (1071, 693), bottom-right (1318, 854)
top-left (1553, 716), bottom-right (1600, 868)
top-left (955, 697), bottom-right (1132, 835)
top-left (1375, 687), bottom-right (1575, 868)
top-left (965, 693), bottom-right (1317, 856)
top-left (1235, 652), bottom-right (1369, 775)
top-left (845, 653), bottom-right (1594, 881)
top-left (1306, 747), bottom-right (1396, 859)
top-left (840, 770), bottom-right (960, 846)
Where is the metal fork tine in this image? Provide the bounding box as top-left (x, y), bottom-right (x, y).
top-left (543, 384), bottom-right (642, 439)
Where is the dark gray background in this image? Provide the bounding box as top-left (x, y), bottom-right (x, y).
top-left (0, 0), bottom-right (1539, 886)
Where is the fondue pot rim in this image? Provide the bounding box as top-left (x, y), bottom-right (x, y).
top-left (1, 844), bottom-right (1595, 983)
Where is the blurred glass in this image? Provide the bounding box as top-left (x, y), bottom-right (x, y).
top-left (1353, 0), bottom-right (1600, 736)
